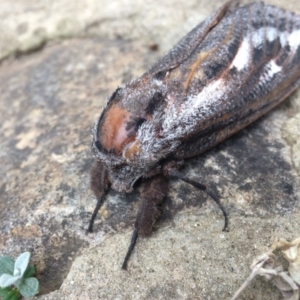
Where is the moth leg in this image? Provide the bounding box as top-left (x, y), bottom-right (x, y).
top-left (121, 215), bottom-right (141, 270)
top-left (122, 191), bottom-right (151, 269)
top-left (87, 161), bottom-right (110, 233)
top-left (168, 169), bottom-right (229, 232)
top-left (122, 175), bottom-right (168, 270)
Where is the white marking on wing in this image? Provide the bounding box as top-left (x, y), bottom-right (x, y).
top-left (269, 60), bottom-right (282, 74)
top-left (261, 59), bottom-right (282, 82)
top-left (230, 37), bottom-right (251, 71)
top-left (192, 78), bottom-right (227, 108)
top-left (266, 27), bottom-right (277, 42)
top-left (160, 78), bottom-right (229, 141)
top-left (252, 27), bottom-right (290, 49)
top-left (287, 29), bottom-right (300, 51)
top-left (253, 28), bottom-right (265, 48)
top-left (279, 32), bottom-right (288, 46)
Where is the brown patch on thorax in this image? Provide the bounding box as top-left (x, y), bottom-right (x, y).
top-left (100, 104), bottom-right (135, 153)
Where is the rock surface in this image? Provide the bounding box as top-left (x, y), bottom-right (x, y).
top-left (0, 0), bottom-right (299, 299)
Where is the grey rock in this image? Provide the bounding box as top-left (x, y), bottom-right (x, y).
top-left (0, 0), bottom-right (299, 299)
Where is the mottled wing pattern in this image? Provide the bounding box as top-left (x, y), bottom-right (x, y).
top-left (92, 2), bottom-right (300, 192)
top-left (164, 2), bottom-right (300, 158)
top-left (148, 1), bottom-right (232, 75)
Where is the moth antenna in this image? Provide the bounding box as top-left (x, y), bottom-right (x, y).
top-left (121, 228), bottom-right (138, 270)
top-left (168, 169), bottom-right (229, 232)
top-left (87, 161), bottom-right (110, 233)
top-left (86, 192), bottom-right (106, 233)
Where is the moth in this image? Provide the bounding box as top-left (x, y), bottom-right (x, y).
top-left (88, 0), bottom-right (300, 269)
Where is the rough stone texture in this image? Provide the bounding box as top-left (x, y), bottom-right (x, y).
top-left (0, 0), bottom-right (299, 299)
top-left (1, 0), bottom-right (299, 61)
top-left (0, 0), bottom-right (218, 61)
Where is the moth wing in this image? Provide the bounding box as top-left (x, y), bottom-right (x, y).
top-left (148, 0), bottom-right (235, 75)
top-left (169, 2), bottom-right (300, 158)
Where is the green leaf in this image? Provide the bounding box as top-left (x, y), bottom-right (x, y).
top-left (23, 266), bottom-right (35, 279)
top-left (13, 252), bottom-right (30, 278)
top-left (0, 257), bottom-right (14, 276)
top-left (0, 287), bottom-right (20, 300)
top-left (0, 274), bottom-right (21, 288)
top-left (0, 286), bottom-right (13, 297)
top-left (19, 277), bottom-right (39, 298)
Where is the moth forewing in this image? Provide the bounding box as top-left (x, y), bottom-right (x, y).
top-left (172, 4), bottom-right (300, 158)
top-left (89, 1), bottom-right (300, 268)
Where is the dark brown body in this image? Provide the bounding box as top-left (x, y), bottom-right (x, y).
top-left (89, 1), bottom-right (300, 269)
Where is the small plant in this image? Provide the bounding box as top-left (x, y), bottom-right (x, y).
top-left (0, 252), bottom-right (39, 300)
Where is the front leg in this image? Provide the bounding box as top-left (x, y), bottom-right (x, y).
top-left (122, 175), bottom-right (168, 270)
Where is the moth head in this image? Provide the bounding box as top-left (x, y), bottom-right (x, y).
top-left (92, 75), bottom-right (168, 192)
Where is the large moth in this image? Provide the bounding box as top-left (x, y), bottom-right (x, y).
top-left (88, 0), bottom-right (300, 269)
